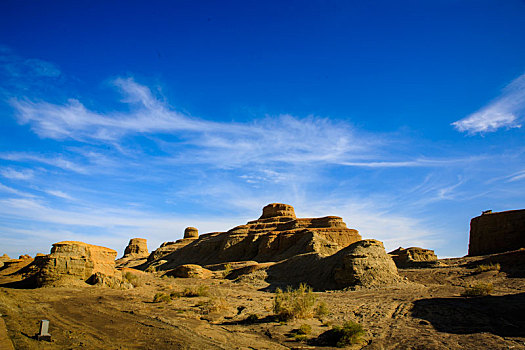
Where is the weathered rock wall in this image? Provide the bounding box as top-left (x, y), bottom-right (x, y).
top-left (36, 241), bottom-right (118, 286)
top-left (468, 209), bottom-right (525, 256)
top-left (148, 203), bottom-right (362, 270)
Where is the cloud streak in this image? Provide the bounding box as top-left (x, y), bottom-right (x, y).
top-left (10, 77), bottom-right (378, 169)
top-left (452, 72), bottom-right (525, 134)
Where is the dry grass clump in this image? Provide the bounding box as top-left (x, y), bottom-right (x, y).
top-left (181, 285), bottom-right (209, 297)
top-left (274, 283), bottom-right (325, 322)
top-left (222, 263), bottom-right (233, 278)
top-left (123, 271), bottom-right (144, 287)
top-left (461, 282), bottom-right (494, 297)
top-left (313, 321), bottom-right (365, 347)
top-left (473, 263), bottom-right (500, 273)
top-left (314, 301), bottom-right (330, 319)
top-left (153, 292), bottom-right (171, 303)
top-left (287, 324), bottom-right (312, 342)
top-left (198, 297), bottom-right (228, 314)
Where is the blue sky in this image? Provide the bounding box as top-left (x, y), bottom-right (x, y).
top-left (1, 0), bottom-right (524, 258)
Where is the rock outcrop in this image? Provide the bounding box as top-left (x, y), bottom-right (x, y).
top-left (116, 238), bottom-right (150, 268)
top-left (36, 241), bottom-right (120, 287)
top-left (184, 227), bottom-right (199, 239)
top-left (468, 209), bottom-right (525, 256)
top-left (148, 203), bottom-right (362, 270)
top-left (389, 247), bottom-right (438, 268)
top-left (166, 264), bottom-right (212, 279)
top-left (123, 238), bottom-right (149, 258)
top-left (0, 254), bottom-right (10, 268)
top-left (333, 240), bottom-right (403, 287)
top-left (265, 239), bottom-right (403, 290)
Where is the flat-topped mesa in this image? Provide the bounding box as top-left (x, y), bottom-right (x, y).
top-left (123, 238), bottom-right (149, 258)
top-left (259, 203), bottom-right (296, 220)
top-left (36, 241), bottom-right (119, 286)
top-left (148, 203), bottom-right (362, 269)
top-left (468, 209), bottom-right (525, 256)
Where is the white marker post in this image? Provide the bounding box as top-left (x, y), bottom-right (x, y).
top-left (37, 319), bottom-right (51, 341)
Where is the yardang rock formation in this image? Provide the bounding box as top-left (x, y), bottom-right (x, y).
top-left (468, 209), bottom-right (525, 256)
top-left (146, 203), bottom-right (362, 270)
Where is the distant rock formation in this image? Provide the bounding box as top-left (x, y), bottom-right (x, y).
top-left (147, 203), bottom-right (362, 270)
top-left (123, 238), bottom-right (149, 258)
top-left (0, 254), bottom-right (10, 268)
top-left (468, 209), bottom-right (525, 256)
top-left (184, 227), bottom-right (199, 239)
top-left (389, 247), bottom-right (438, 267)
top-left (116, 238), bottom-right (150, 269)
top-left (147, 227), bottom-right (200, 262)
top-left (36, 241), bottom-right (123, 287)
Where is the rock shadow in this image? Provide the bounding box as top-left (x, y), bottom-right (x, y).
top-left (412, 292), bottom-right (525, 337)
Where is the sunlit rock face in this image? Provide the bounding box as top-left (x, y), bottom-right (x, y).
top-left (123, 238), bottom-right (149, 258)
top-left (146, 203), bottom-right (362, 270)
top-left (36, 241), bottom-right (119, 286)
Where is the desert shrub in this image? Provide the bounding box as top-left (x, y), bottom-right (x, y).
top-left (314, 301), bottom-right (330, 319)
top-left (197, 297), bottom-right (228, 314)
top-left (123, 271), bottom-right (143, 287)
top-left (170, 291), bottom-right (182, 298)
top-left (273, 283), bottom-right (317, 321)
top-left (473, 263), bottom-right (500, 273)
top-left (153, 292), bottom-right (171, 303)
top-left (298, 324), bottom-right (312, 335)
top-left (462, 282), bottom-right (494, 297)
top-left (313, 321), bottom-right (365, 347)
top-left (223, 263), bottom-right (233, 278)
top-left (182, 285), bottom-right (209, 297)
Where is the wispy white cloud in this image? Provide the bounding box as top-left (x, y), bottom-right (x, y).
top-left (452, 72), bottom-right (525, 134)
top-left (0, 182), bottom-right (35, 197)
top-left (0, 167), bottom-right (34, 180)
top-left (10, 78), bottom-right (377, 169)
top-left (44, 189), bottom-right (74, 200)
top-left (0, 152), bottom-right (88, 174)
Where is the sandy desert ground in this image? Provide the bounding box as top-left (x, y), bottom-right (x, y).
top-left (0, 251), bottom-right (524, 350)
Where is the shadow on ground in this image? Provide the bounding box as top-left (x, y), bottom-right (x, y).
top-left (412, 292), bottom-right (525, 337)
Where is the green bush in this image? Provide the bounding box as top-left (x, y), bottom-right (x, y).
top-left (462, 282), bottom-right (494, 297)
top-left (314, 301), bottom-right (330, 319)
top-left (473, 263), bottom-right (500, 273)
top-left (313, 321), bottom-right (365, 347)
top-left (273, 283), bottom-right (317, 321)
top-left (153, 292), bottom-right (171, 303)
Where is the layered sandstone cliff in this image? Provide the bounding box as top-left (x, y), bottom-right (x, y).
top-left (36, 241), bottom-right (119, 286)
top-left (468, 209), bottom-right (525, 256)
top-left (148, 203), bottom-right (362, 270)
